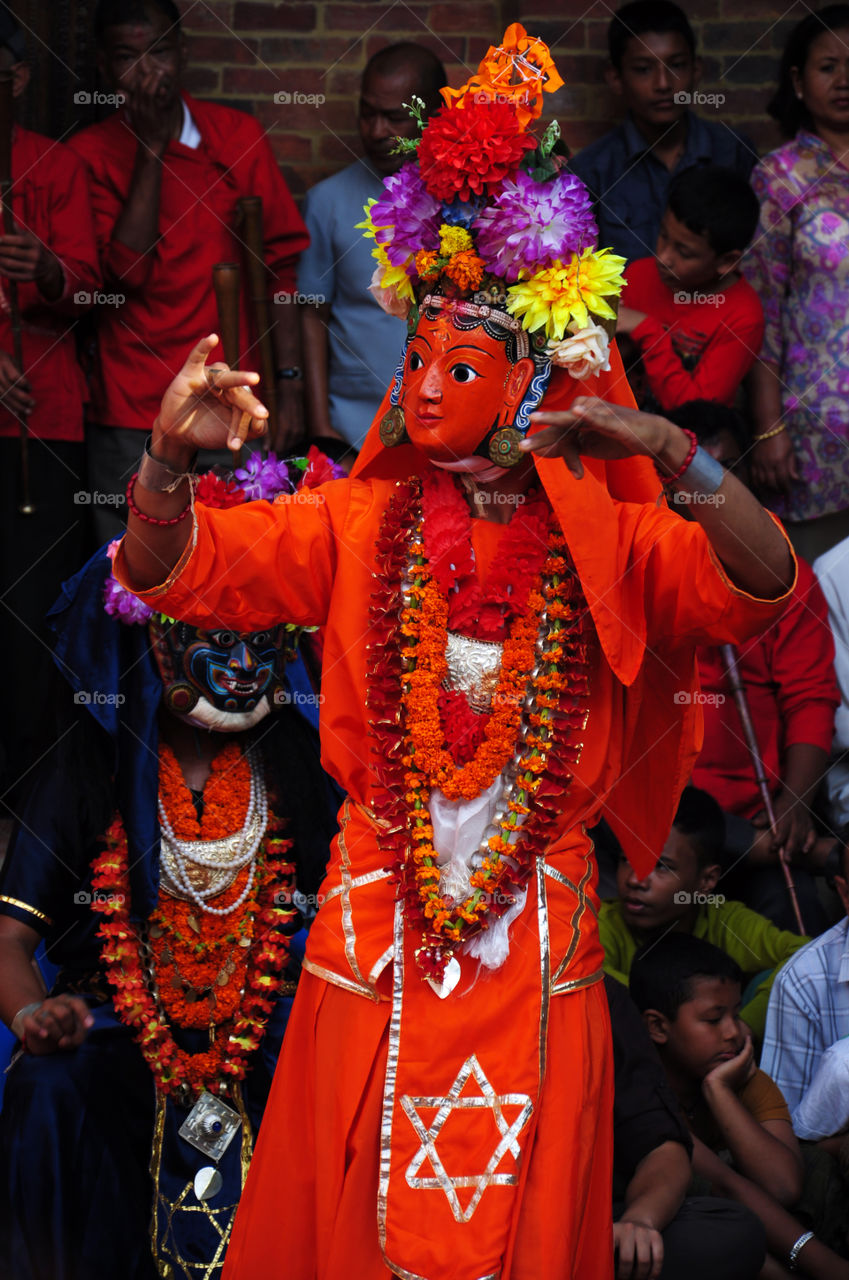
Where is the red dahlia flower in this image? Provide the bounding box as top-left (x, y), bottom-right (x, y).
top-left (417, 101), bottom-right (536, 203)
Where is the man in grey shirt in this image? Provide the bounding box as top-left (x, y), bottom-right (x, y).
top-left (298, 44), bottom-right (445, 454)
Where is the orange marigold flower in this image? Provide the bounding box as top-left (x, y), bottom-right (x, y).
top-left (444, 250), bottom-right (485, 292)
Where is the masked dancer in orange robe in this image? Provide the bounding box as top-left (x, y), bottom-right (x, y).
top-left (114, 28), bottom-right (795, 1280)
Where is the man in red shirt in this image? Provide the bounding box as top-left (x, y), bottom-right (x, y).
top-left (69, 0), bottom-right (309, 541)
top-left (0, 15), bottom-right (101, 805)
top-left (618, 167), bottom-right (763, 410)
top-left (671, 401), bottom-right (839, 932)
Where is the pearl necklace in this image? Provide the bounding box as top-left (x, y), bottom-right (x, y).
top-left (157, 746), bottom-right (268, 917)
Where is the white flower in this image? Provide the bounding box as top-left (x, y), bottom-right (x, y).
top-left (546, 320), bottom-right (611, 380)
top-left (367, 265), bottom-right (412, 320)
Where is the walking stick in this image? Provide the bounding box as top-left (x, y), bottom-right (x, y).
top-left (719, 643), bottom-right (806, 933)
top-left (211, 262), bottom-right (241, 369)
top-left (237, 196), bottom-right (276, 455)
top-left (212, 262), bottom-right (244, 467)
top-left (0, 69), bottom-right (33, 515)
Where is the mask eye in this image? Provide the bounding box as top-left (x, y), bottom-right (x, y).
top-left (450, 363), bottom-right (479, 384)
top-left (408, 351), bottom-right (425, 372)
top-left (250, 631), bottom-right (271, 646)
top-left (209, 631), bottom-right (236, 648)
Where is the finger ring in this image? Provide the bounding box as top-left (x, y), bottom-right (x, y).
top-left (203, 367), bottom-right (226, 397)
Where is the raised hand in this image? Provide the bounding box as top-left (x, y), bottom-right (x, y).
top-left (154, 333), bottom-right (269, 462)
top-left (522, 397), bottom-right (688, 479)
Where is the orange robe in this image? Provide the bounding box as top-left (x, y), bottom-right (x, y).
top-left (116, 364), bottom-right (794, 1280)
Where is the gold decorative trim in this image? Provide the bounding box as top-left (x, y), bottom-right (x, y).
top-left (122, 497), bottom-right (198, 599)
top-left (368, 943), bottom-right (394, 986)
top-left (550, 830), bottom-right (595, 988)
top-left (337, 799), bottom-right (372, 989)
top-left (148, 1083), bottom-right (253, 1278)
top-left (321, 866), bottom-right (390, 906)
top-left (301, 956), bottom-right (382, 1003)
top-left (551, 968), bottom-right (604, 997)
top-left (378, 902), bottom-right (405, 1251)
top-left (386, 1261), bottom-right (499, 1280)
top-left (536, 861), bottom-right (550, 1086)
top-left (400, 1054), bottom-right (532, 1222)
top-left (0, 894), bottom-right (52, 927)
top-left (541, 862), bottom-right (598, 920)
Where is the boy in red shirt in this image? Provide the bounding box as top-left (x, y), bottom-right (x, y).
top-left (618, 166), bottom-right (763, 409)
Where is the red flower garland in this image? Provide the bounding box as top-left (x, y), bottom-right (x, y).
top-left (417, 100), bottom-right (537, 203)
top-left (365, 479), bottom-right (591, 980)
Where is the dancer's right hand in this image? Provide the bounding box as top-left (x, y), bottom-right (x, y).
top-left (152, 333), bottom-right (269, 464)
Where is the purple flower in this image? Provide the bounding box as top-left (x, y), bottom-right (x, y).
top-left (473, 170), bottom-right (597, 282)
top-left (103, 576), bottom-right (153, 626)
top-left (371, 164), bottom-right (441, 266)
top-left (234, 452), bottom-right (294, 502)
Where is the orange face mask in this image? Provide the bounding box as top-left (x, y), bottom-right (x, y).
top-left (400, 313), bottom-right (534, 464)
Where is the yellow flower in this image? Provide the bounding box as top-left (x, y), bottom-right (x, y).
top-left (356, 200), bottom-right (382, 241)
top-left (506, 248), bottom-right (627, 339)
top-left (372, 241), bottom-right (415, 302)
top-left (438, 224), bottom-right (473, 258)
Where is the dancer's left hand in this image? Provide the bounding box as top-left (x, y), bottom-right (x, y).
top-left (523, 398), bottom-right (688, 479)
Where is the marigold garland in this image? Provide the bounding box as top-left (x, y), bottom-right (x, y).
top-left (91, 744), bottom-right (298, 1100)
top-left (366, 478), bottom-right (591, 981)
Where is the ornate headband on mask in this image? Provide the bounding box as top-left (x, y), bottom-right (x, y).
top-left (359, 24), bottom-right (627, 463)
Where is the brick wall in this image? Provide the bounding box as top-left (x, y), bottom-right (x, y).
top-left (181, 0), bottom-right (811, 199)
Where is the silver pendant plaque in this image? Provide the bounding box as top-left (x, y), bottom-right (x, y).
top-left (178, 1092), bottom-right (241, 1163)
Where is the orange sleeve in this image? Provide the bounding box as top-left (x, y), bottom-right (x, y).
top-left (114, 478), bottom-right (366, 631)
top-left (633, 504), bottom-right (797, 649)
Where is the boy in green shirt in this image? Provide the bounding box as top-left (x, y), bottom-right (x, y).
top-left (599, 786), bottom-right (807, 1040)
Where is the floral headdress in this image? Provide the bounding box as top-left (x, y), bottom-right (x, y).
top-left (104, 447), bottom-right (345, 624)
top-left (359, 24), bottom-right (626, 456)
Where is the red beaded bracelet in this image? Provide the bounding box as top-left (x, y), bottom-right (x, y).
top-left (126, 473), bottom-right (192, 527)
top-left (655, 428), bottom-right (697, 484)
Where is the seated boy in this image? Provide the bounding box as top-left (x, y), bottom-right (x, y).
top-left (607, 974), bottom-right (767, 1280)
top-left (631, 936), bottom-right (849, 1279)
top-left (617, 166), bottom-right (764, 409)
top-left (599, 787), bottom-right (808, 1041)
top-left (570, 0), bottom-right (755, 263)
top-left (671, 401), bottom-right (838, 933)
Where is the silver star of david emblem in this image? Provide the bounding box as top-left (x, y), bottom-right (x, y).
top-left (400, 1054), bottom-right (534, 1223)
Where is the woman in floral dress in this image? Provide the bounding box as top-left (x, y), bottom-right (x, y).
top-left (745, 4), bottom-right (849, 561)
